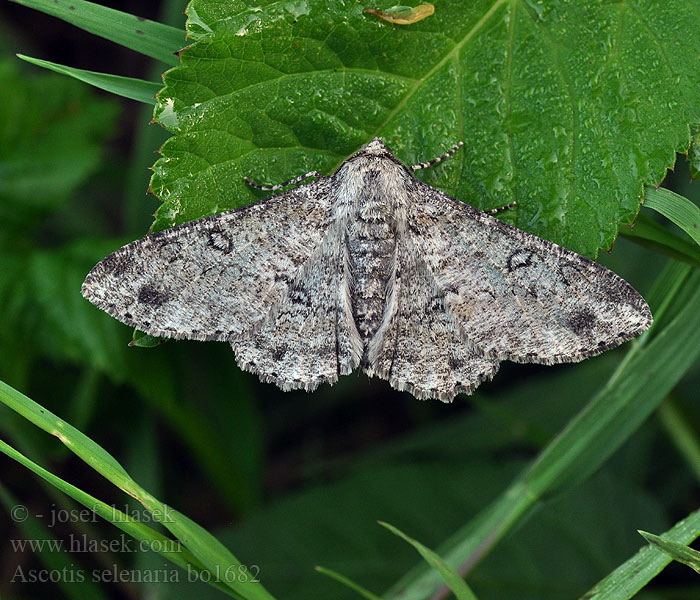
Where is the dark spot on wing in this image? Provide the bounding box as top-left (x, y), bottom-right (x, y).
top-left (478, 287), bottom-right (496, 300)
top-left (568, 309), bottom-right (597, 334)
top-left (506, 249), bottom-right (537, 272)
top-left (442, 283), bottom-right (459, 296)
top-left (272, 345), bottom-right (288, 361)
top-left (289, 289), bottom-right (312, 308)
top-left (207, 228), bottom-right (234, 254)
top-left (99, 253), bottom-right (129, 277)
top-left (138, 284), bottom-right (170, 307)
top-left (602, 279), bottom-right (641, 307)
top-left (448, 357), bottom-right (463, 370)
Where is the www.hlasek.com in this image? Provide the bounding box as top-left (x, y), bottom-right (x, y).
top-left (10, 533), bottom-right (181, 554)
top-left (11, 563), bottom-right (261, 585)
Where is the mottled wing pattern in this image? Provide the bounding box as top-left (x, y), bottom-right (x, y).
top-left (408, 182), bottom-right (652, 364)
top-left (82, 179), bottom-right (336, 342)
top-left (233, 230), bottom-right (363, 392)
top-left (365, 240), bottom-right (500, 401)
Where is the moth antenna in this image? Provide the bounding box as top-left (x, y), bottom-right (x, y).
top-left (486, 201), bottom-right (517, 215)
top-left (411, 141), bottom-right (464, 171)
top-left (244, 171), bottom-right (322, 191)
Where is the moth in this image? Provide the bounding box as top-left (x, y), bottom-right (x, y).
top-left (82, 138), bottom-right (652, 401)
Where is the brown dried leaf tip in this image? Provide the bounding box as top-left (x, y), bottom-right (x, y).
top-left (365, 4), bottom-right (435, 25)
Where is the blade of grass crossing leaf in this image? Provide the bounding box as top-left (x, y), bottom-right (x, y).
top-left (0, 486), bottom-right (109, 600)
top-left (9, 0), bottom-right (184, 65)
top-left (639, 531), bottom-right (700, 575)
top-left (385, 267), bottom-right (700, 600)
top-left (379, 521), bottom-right (479, 600)
top-left (314, 566), bottom-right (383, 600)
top-left (17, 54), bottom-right (161, 104)
top-left (385, 480), bottom-right (532, 600)
top-left (644, 187), bottom-right (700, 247)
top-left (0, 380), bottom-right (277, 600)
top-left (618, 213), bottom-right (700, 268)
top-left (579, 506), bottom-right (700, 599)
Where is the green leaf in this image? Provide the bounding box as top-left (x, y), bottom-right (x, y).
top-left (379, 521), bottom-right (479, 600)
top-left (639, 531), bottom-right (700, 575)
top-left (9, 0), bottom-right (185, 65)
top-left (130, 329), bottom-right (167, 348)
top-left (579, 507), bottom-right (700, 599)
top-left (0, 58), bottom-right (118, 384)
top-left (644, 187), bottom-right (700, 248)
top-left (17, 54), bottom-right (162, 104)
top-left (150, 0), bottom-right (700, 256)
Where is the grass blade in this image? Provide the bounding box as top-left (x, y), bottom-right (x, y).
top-left (576, 508), bottom-right (700, 599)
top-left (17, 54), bottom-right (162, 103)
top-left (9, 0), bottom-right (184, 65)
top-left (380, 521), bottom-right (479, 600)
top-left (314, 566), bottom-right (383, 600)
top-left (644, 187), bottom-right (700, 248)
top-left (657, 398), bottom-right (700, 483)
top-left (0, 379), bottom-right (276, 600)
top-left (618, 213), bottom-right (700, 268)
top-left (0, 439), bottom-right (241, 596)
top-left (639, 531), bottom-right (700, 575)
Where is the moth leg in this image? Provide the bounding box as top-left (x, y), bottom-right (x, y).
top-left (411, 141), bottom-right (464, 171)
top-left (244, 170), bottom-right (321, 191)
